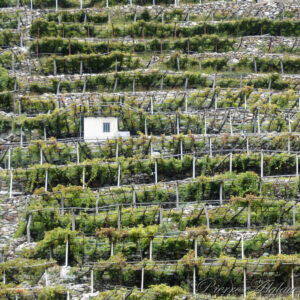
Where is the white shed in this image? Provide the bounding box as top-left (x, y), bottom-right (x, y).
top-left (84, 117), bottom-right (130, 141)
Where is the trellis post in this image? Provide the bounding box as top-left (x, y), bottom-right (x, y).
top-left (204, 114), bottom-right (207, 136)
top-left (71, 209), bottom-right (75, 231)
top-left (176, 55), bottom-right (180, 71)
top-left (149, 239), bottom-right (153, 261)
top-left (111, 240), bottom-right (114, 256)
top-left (0, 249), bottom-right (4, 263)
top-left (219, 182), bottom-right (223, 205)
top-left (280, 60), bottom-right (284, 75)
top-left (278, 229), bottom-right (281, 254)
top-left (162, 11), bottom-right (164, 24)
top-left (53, 59), bottom-right (57, 75)
top-left (150, 97), bottom-right (154, 115)
top-left (45, 270), bottom-right (49, 286)
top-left (229, 153), bottom-right (232, 173)
top-left (30, 0), bottom-right (33, 10)
top-left (144, 118), bottom-right (148, 136)
top-left (9, 169), bottom-right (13, 199)
top-left (56, 0), bottom-right (58, 12)
top-left (117, 163), bottom-right (121, 187)
top-left (176, 182), bottom-right (179, 210)
top-left (254, 59), bottom-right (257, 73)
top-left (106, 0), bottom-right (109, 7)
top-left (132, 77), bottom-right (135, 93)
top-left (11, 53), bottom-right (15, 73)
top-left (290, 266), bottom-right (295, 299)
top-left (243, 268), bottom-right (247, 298)
top-left (240, 234), bottom-right (244, 259)
top-left (118, 205), bottom-right (121, 229)
top-left (260, 151), bottom-right (263, 178)
top-left (194, 239), bottom-right (197, 258)
top-left (80, 59), bottom-right (83, 76)
top-left (67, 291), bottom-right (70, 300)
top-left (247, 202), bottom-right (251, 229)
top-left (293, 201), bottom-right (296, 226)
top-left (246, 137), bottom-right (249, 155)
top-left (132, 189), bottom-right (136, 208)
top-left (82, 167), bottom-right (85, 189)
top-left (91, 270), bottom-right (94, 293)
top-left (180, 140), bottom-right (183, 160)
top-left (159, 205), bottom-right (163, 225)
top-left (209, 137), bottom-right (212, 158)
top-left (192, 153), bottom-right (196, 179)
top-left (296, 155), bottom-right (298, 177)
top-left (44, 126), bottom-right (47, 141)
top-left (27, 214), bottom-right (32, 243)
top-left (160, 74), bottom-right (164, 90)
top-left (257, 114), bottom-right (261, 134)
top-left (141, 267), bottom-right (144, 292)
top-left (96, 192), bottom-right (99, 215)
top-left (185, 95), bottom-right (188, 113)
top-left (115, 142), bottom-right (119, 159)
top-left (244, 95), bottom-right (247, 110)
top-left (80, 0), bottom-right (82, 9)
top-left (229, 113), bottom-right (233, 136)
top-left (60, 196), bottom-right (64, 216)
top-left (154, 159), bottom-right (158, 184)
top-left (77, 143), bottom-right (80, 164)
top-left (45, 169), bottom-right (48, 192)
top-left (3, 271), bottom-right (5, 285)
top-left (176, 115), bottom-right (180, 135)
top-left (20, 127), bottom-right (23, 147)
top-left (193, 266), bottom-right (196, 295)
top-left (40, 148), bottom-right (43, 165)
top-left (8, 148), bottom-right (11, 170)
top-left (203, 204), bottom-right (210, 229)
top-left (65, 237), bottom-right (69, 267)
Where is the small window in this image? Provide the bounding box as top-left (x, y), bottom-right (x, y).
top-left (103, 122), bottom-right (110, 133)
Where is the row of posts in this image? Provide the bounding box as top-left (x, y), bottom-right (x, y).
top-left (6, 149), bottom-right (300, 197)
top-left (21, 0), bottom-right (186, 11)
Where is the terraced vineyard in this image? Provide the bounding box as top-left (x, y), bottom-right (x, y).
top-left (0, 0), bottom-right (300, 299)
